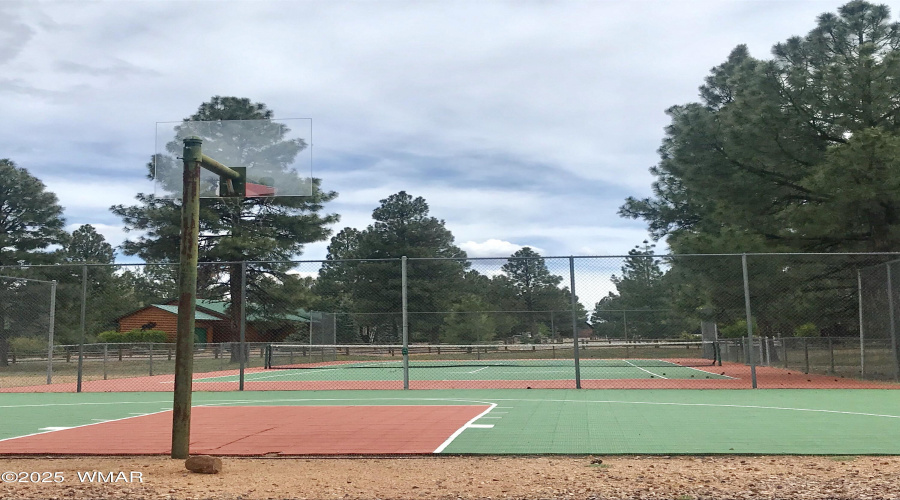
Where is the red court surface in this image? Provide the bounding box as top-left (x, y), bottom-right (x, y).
top-left (0, 405), bottom-right (490, 455)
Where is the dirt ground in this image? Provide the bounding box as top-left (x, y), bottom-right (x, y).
top-left (2, 455), bottom-right (900, 500)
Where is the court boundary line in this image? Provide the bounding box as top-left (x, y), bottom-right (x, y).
top-left (433, 403), bottom-right (498, 453)
top-left (624, 360), bottom-right (668, 379)
top-left (481, 397), bottom-right (900, 419)
top-left (0, 409), bottom-right (171, 444)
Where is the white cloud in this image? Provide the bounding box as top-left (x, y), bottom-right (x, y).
top-left (459, 239), bottom-right (544, 258)
top-left (0, 0), bottom-right (852, 266)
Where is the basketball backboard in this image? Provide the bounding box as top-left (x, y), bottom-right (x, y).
top-left (153, 118), bottom-right (313, 198)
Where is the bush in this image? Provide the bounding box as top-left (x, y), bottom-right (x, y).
top-left (97, 329), bottom-right (169, 343)
top-left (9, 337), bottom-right (46, 353)
top-left (719, 319), bottom-right (755, 339)
top-left (678, 332), bottom-right (701, 341)
top-left (793, 322), bottom-right (819, 338)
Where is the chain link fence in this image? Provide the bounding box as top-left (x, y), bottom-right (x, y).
top-left (1, 253), bottom-right (899, 391)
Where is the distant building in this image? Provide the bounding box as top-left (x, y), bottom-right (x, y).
top-left (115, 299), bottom-right (310, 343)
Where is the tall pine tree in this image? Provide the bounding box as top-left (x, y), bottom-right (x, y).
top-left (111, 97), bottom-right (339, 346)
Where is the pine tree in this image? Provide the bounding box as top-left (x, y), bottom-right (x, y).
top-left (110, 97), bottom-right (339, 350)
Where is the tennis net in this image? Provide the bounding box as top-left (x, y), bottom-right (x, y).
top-left (264, 341), bottom-right (717, 370)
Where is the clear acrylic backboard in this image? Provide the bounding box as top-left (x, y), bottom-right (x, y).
top-left (153, 119), bottom-right (313, 198)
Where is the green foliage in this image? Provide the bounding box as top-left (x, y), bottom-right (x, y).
top-left (719, 319), bottom-right (754, 339)
top-left (64, 225), bottom-right (114, 264)
top-left (498, 247), bottom-right (580, 340)
top-left (0, 159), bottom-right (68, 266)
top-left (110, 96), bottom-right (339, 344)
top-left (314, 191), bottom-right (467, 343)
top-left (97, 329), bottom-right (169, 343)
top-left (618, 2), bottom-right (900, 339)
top-left (9, 337), bottom-right (46, 353)
top-left (794, 322), bottom-right (819, 337)
top-left (591, 242), bottom-right (694, 339)
top-left (441, 295), bottom-right (496, 344)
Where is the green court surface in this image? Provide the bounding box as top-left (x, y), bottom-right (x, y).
top-left (197, 361), bottom-right (729, 383)
top-left (3, 389), bottom-right (899, 454)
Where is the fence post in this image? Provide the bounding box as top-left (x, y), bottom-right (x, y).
top-left (149, 342), bottom-right (154, 376)
top-left (239, 261), bottom-right (247, 391)
top-left (570, 257), bottom-right (581, 389)
top-left (401, 256), bottom-right (409, 390)
top-left (103, 343), bottom-right (108, 380)
top-left (858, 270), bottom-right (865, 379)
top-left (828, 337), bottom-right (835, 375)
top-left (77, 265), bottom-right (87, 393)
top-left (741, 254), bottom-right (757, 388)
top-left (782, 336), bottom-right (788, 369)
top-left (46, 280), bottom-right (57, 385)
top-left (803, 337), bottom-right (810, 374)
top-left (886, 263), bottom-right (900, 381)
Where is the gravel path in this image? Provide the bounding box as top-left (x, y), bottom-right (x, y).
top-left (2, 455), bottom-right (899, 499)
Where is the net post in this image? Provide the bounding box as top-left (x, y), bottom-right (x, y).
top-left (402, 256), bottom-right (409, 390)
top-left (741, 254), bottom-right (757, 388)
top-left (46, 280), bottom-right (57, 385)
top-left (239, 261), bottom-right (247, 391)
top-left (857, 269), bottom-right (866, 378)
top-left (77, 265), bottom-right (87, 393)
top-left (569, 257), bottom-right (581, 389)
top-left (172, 136), bottom-right (202, 459)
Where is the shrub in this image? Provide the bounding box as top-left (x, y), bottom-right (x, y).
top-left (719, 319), bottom-right (755, 339)
top-left (97, 329), bottom-right (169, 343)
top-left (793, 322), bottom-right (819, 338)
top-left (678, 332), bottom-right (701, 341)
top-left (9, 337), bottom-right (46, 353)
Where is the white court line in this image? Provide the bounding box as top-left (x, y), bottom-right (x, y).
top-left (496, 370), bottom-right (571, 374)
top-left (467, 367), bottom-right (489, 374)
top-left (678, 365), bottom-right (737, 380)
top-left (624, 360), bottom-right (668, 379)
top-left (38, 427), bottom-right (72, 432)
top-left (0, 409), bottom-right (171, 444)
top-left (181, 395), bottom-right (900, 422)
top-left (182, 368), bottom-right (343, 383)
top-left (645, 361), bottom-right (738, 380)
top-left (433, 403), bottom-right (498, 453)
top-left (481, 397), bottom-right (900, 420)
top-left (0, 400), bottom-right (171, 409)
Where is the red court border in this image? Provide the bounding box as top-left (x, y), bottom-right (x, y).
top-left (0, 405), bottom-right (491, 455)
top-left (2, 360), bottom-right (897, 392)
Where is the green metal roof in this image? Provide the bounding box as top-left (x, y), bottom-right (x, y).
top-left (195, 299), bottom-right (311, 322)
top-left (152, 304), bottom-right (223, 321)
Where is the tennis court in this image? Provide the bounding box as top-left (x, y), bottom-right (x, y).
top-left (2, 341), bottom-right (891, 392)
top-left (2, 389), bottom-right (900, 455)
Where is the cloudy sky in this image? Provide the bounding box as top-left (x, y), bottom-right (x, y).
top-left (1, 0), bottom-right (853, 264)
